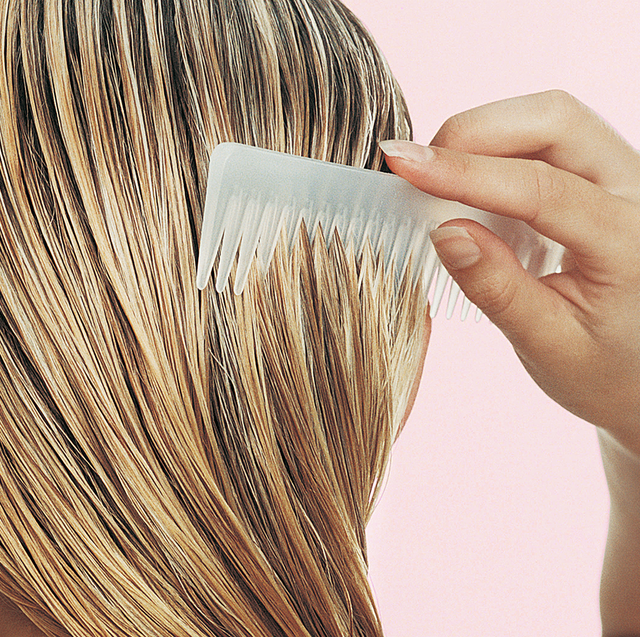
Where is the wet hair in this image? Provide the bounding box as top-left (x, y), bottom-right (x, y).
top-left (0, 0), bottom-right (428, 635)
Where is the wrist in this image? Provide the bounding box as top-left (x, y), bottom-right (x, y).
top-left (598, 428), bottom-right (640, 517)
top-left (597, 427), bottom-right (640, 635)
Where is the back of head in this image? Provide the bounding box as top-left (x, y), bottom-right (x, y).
top-left (0, 1), bottom-right (428, 635)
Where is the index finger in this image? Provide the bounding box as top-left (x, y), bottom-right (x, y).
top-left (430, 90), bottom-right (640, 197)
top-left (380, 141), bottom-right (630, 268)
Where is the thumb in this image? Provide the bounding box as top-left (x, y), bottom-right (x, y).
top-left (430, 220), bottom-right (570, 350)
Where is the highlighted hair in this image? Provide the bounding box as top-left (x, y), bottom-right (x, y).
top-left (0, 0), bottom-right (428, 635)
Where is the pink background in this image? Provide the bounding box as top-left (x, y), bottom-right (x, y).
top-left (339, 0), bottom-right (640, 635)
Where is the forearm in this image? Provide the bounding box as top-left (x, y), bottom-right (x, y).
top-left (598, 428), bottom-right (640, 636)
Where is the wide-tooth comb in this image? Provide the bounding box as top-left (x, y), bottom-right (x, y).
top-left (196, 143), bottom-right (565, 320)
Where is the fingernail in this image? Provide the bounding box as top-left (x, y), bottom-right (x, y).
top-left (430, 226), bottom-right (481, 270)
top-left (379, 140), bottom-right (435, 162)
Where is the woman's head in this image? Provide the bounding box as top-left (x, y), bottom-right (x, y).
top-left (0, 1), bottom-right (429, 635)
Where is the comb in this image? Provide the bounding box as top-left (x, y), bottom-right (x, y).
top-left (196, 143), bottom-right (564, 320)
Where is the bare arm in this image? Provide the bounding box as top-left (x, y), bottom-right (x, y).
top-left (380, 90), bottom-right (640, 633)
top-left (598, 429), bottom-right (640, 636)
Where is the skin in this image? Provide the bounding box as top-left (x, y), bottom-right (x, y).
top-left (6, 89), bottom-right (640, 634)
top-left (0, 596), bottom-right (48, 636)
top-left (381, 89), bottom-right (640, 635)
top-left (383, 90), bottom-right (640, 446)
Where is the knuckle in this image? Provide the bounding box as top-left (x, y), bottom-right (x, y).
top-left (541, 89), bottom-right (588, 133)
top-left (456, 151), bottom-right (475, 180)
top-left (435, 110), bottom-right (475, 148)
top-left (542, 88), bottom-right (578, 108)
top-left (531, 159), bottom-right (567, 220)
top-left (474, 272), bottom-right (519, 319)
top-left (446, 152), bottom-right (477, 200)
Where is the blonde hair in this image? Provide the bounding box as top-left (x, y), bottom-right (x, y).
top-left (0, 0), bottom-right (429, 635)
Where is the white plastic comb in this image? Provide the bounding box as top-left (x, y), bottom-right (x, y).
top-left (196, 143), bottom-right (565, 320)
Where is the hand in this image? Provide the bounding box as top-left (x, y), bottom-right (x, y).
top-left (380, 90), bottom-right (640, 456)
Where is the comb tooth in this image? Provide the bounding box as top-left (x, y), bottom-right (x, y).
top-left (319, 209), bottom-right (334, 245)
top-left (430, 266), bottom-right (450, 318)
top-left (284, 200), bottom-right (304, 253)
top-left (475, 307), bottom-right (484, 322)
top-left (256, 200), bottom-right (286, 269)
top-left (387, 217), bottom-right (414, 281)
top-left (347, 182), bottom-right (367, 240)
top-left (369, 215), bottom-right (386, 257)
top-left (215, 193), bottom-right (248, 293)
top-left (356, 216), bottom-right (369, 258)
top-left (446, 281), bottom-right (462, 320)
top-left (396, 223), bottom-right (419, 283)
top-left (342, 211), bottom-right (356, 251)
top-left (526, 245), bottom-right (542, 278)
top-left (384, 224), bottom-right (398, 272)
top-left (325, 208), bottom-right (345, 247)
top-left (540, 243), bottom-right (555, 274)
top-left (421, 261), bottom-right (437, 301)
top-left (406, 224), bottom-right (431, 286)
top-left (460, 296), bottom-right (472, 321)
top-left (529, 242), bottom-right (552, 278)
top-left (308, 215), bottom-right (321, 244)
top-left (339, 207), bottom-right (353, 246)
top-left (291, 214), bottom-right (304, 253)
top-left (540, 243), bottom-right (563, 275)
top-left (323, 209), bottom-right (336, 245)
top-left (395, 219), bottom-right (414, 272)
top-left (307, 202), bottom-right (325, 244)
top-left (234, 196), bottom-right (270, 294)
top-left (519, 246), bottom-right (532, 272)
top-left (422, 243), bottom-right (439, 292)
top-left (356, 216), bottom-right (374, 261)
top-left (196, 188), bottom-right (237, 290)
top-left (345, 236), bottom-right (357, 270)
top-left (375, 221), bottom-right (389, 264)
top-left (353, 190), bottom-right (379, 257)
